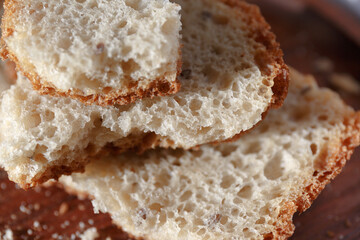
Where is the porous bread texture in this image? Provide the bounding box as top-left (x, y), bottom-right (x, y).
top-left (1, 0), bottom-right (182, 106)
top-left (60, 69), bottom-right (360, 240)
top-left (0, 0), bottom-right (288, 188)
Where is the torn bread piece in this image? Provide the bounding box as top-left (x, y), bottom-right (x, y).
top-left (1, 0), bottom-right (182, 106)
top-left (60, 69), bottom-right (360, 240)
top-left (0, 0), bottom-right (288, 188)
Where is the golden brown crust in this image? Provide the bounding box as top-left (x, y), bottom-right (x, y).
top-left (0, 0), bottom-right (182, 106)
top-left (200, 0), bottom-right (289, 147)
top-left (219, 0), bottom-right (289, 109)
top-left (265, 112), bottom-right (360, 239)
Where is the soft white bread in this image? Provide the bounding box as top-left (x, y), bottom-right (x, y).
top-left (60, 69), bottom-right (360, 240)
top-left (1, 0), bottom-right (182, 106)
top-left (0, 0), bottom-right (288, 188)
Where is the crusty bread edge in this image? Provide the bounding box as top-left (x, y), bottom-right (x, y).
top-left (0, 0), bottom-right (182, 106)
top-left (203, 0), bottom-right (289, 146)
top-left (219, 0), bottom-right (289, 109)
top-left (264, 112), bottom-right (360, 240)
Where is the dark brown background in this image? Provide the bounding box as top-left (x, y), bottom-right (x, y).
top-left (1, 1), bottom-right (360, 239)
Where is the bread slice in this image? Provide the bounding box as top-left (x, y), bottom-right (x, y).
top-left (60, 69), bottom-right (360, 240)
top-left (0, 0), bottom-right (288, 188)
top-left (1, 0), bottom-right (182, 106)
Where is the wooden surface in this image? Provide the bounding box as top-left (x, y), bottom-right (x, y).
top-left (1, 2), bottom-right (360, 240)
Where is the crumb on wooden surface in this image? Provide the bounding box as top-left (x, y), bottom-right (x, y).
top-left (331, 73), bottom-right (360, 94)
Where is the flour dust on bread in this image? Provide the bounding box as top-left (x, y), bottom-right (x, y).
top-left (1, 0), bottom-right (182, 106)
top-left (60, 69), bottom-right (360, 240)
top-left (0, 0), bottom-right (288, 188)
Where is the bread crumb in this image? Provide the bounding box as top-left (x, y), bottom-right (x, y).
top-left (326, 230), bottom-right (335, 238)
top-left (79, 227), bottom-right (99, 240)
top-left (59, 202), bottom-right (69, 215)
top-left (345, 219), bottom-right (352, 228)
top-left (33, 221), bottom-right (40, 228)
top-left (79, 221), bottom-right (85, 229)
top-left (27, 229), bottom-right (33, 235)
top-left (1, 228), bottom-right (14, 240)
top-left (19, 203), bottom-right (31, 214)
top-left (331, 73), bottom-right (360, 94)
top-left (314, 57), bottom-right (333, 72)
top-left (34, 203), bottom-right (40, 211)
top-left (78, 204), bottom-right (86, 211)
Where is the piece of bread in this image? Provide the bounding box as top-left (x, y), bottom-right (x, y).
top-left (0, 0), bottom-right (288, 188)
top-left (1, 0), bottom-right (182, 106)
top-left (60, 68), bottom-right (360, 240)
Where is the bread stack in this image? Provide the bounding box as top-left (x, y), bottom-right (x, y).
top-left (0, 0), bottom-right (359, 239)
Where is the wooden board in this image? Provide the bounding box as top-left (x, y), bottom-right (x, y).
top-left (1, 1), bottom-right (360, 239)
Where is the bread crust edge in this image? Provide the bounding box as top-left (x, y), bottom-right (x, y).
top-left (265, 112), bottom-right (360, 240)
top-left (0, 0), bottom-right (182, 106)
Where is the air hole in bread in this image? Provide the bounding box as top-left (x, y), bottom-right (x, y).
top-left (162, 18), bottom-right (177, 35)
top-left (120, 59), bottom-right (140, 76)
top-left (55, 5), bottom-right (65, 15)
top-left (184, 202), bottom-right (195, 212)
top-left (318, 115), bottom-right (328, 121)
top-left (44, 110), bottom-right (55, 121)
top-left (197, 228), bottom-right (206, 236)
top-left (232, 82), bottom-right (240, 92)
top-left (244, 141), bottom-right (261, 154)
top-left (189, 99), bottom-right (202, 111)
top-left (202, 65), bottom-right (219, 84)
top-left (176, 217), bottom-right (187, 228)
top-left (149, 202), bottom-right (163, 212)
top-left (213, 99), bottom-right (220, 106)
top-left (283, 142), bottom-right (291, 150)
top-left (125, 0), bottom-right (143, 11)
top-left (243, 102), bottom-right (253, 112)
top-left (220, 74), bottom-right (233, 90)
top-left (174, 96), bottom-right (187, 106)
top-left (292, 107), bottom-right (310, 121)
top-left (264, 152), bottom-right (283, 180)
top-left (221, 175), bottom-right (236, 189)
top-left (25, 113), bottom-right (41, 129)
top-left (262, 79), bottom-right (272, 87)
top-left (45, 126), bottom-right (57, 138)
top-left (255, 217), bottom-right (266, 225)
top-left (237, 185), bottom-right (253, 199)
top-left (218, 145), bottom-right (238, 157)
top-left (212, 45), bottom-right (223, 55)
top-left (180, 190), bottom-right (192, 202)
top-left (222, 99), bottom-right (231, 109)
top-left (213, 15), bottom-right (229, 25)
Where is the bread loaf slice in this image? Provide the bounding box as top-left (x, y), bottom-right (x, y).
top-left (0, 0), bottom-right (288, 188)
top-left (1, 0), bottom-right (182, 106)
top-left (60, 69), bottom-right (360, 240)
